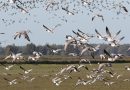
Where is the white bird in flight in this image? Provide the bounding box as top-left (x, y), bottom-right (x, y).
top-left (43, 24), bottom-right (61, 33)
top-left (14, 30), bottom-right (31, 41)
top-left (8, 0), bottom-right (23, 4)
top-left (20, 66), bottom-right (32, 74)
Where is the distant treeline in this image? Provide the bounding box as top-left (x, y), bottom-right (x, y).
top-left (1, 43), bottom-right (130, 56)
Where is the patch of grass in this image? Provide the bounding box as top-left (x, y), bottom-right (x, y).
top-left (0, 63), bottom-right (130, 90)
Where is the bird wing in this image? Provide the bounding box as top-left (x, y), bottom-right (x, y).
top-left (53, 24), bottom-right (61, 30)
top-left (104, 49), bottom-right (111, 57)
top-left (55, 49), bottom-right (62, 52)
top-left (113, 30), bottom-right (121, 39)
top-left (46, 44), bottom-right (54, 50)
top-left (3, 78), bottom-right (10, 81)
top-left (95, 44), bottom-right (100, 50)
top-left (20, 66), bottom-right (26, 71)
top-left (4, 55), bottom-right (12, 60)
top-left (66, 35), bottom-right (73, 40)
top-left (80, 47), bottom-right (89, 56)
top-left (92, 16), bottom-right (95, 21)
top-left (78, 29), bottom-right (85, 35)
top-left (122, 6), bottom-right (128, 12)
top-left (117, 36), bottom-right (125, 43)
top-left (97, 14), bottom-right (104, 22)
top-left (64, 39), bottom-right (75, 51)
top-left (61, 6), bottom-right (74, 15)
top-left (72, 30), bottom-right (86, 40)
top-left (77, 32), bottom-right (86, 39)
top-left (95, 29), bottom-right (103, 37)
top-left (72, 30), bottom-right (78, 35)
top-left (106, 26), bottom-right (111, 37)
top-left (17, 0), bottom-right (23, 4)
top-left (24, 33), bottom-right (30, 41)
top-left (16, 5), bottom-right (28, 13)
top-left (98, 64), bottom-right (105, 71)
top-left (91, 52), bottom-right (95, 59)
top-left (19, 33), bottom-right (22, 38)
top-left (14, 34), bottom-right (19, 40)
top-left (16, 53), bottom-right (22, 56)
top-left (43, 24), bottom-right (50, 30)
top-left (101, 16), bottom-right (104, 22)
top-left (43, 24), bottom-right (53, 33)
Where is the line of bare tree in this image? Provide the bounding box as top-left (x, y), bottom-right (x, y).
top-left (0, 43), bottom-right (130, 56)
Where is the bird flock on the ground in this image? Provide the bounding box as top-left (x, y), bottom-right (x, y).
top-left (0, 0), bottom-right (130, 88)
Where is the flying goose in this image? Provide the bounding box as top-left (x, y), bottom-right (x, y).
top-left (3, 78), bottom-right (17, 85)
top-left (92, 14), bottom-right (104, 22)
top-left (104, 49), bottom-right (124, 61)
top-left (43, 24), bottom-right (61, 33)
top-left (20, 66), bottom-right (32, 74)
top-left (8, 0), bottom-right (23, 4)
top-left (77, 64), bottom-right (88, 70)
top-left (61, 6), bottom-right (74, 15)
top-left (79, 59), bottom-right (91, 65)
top-left (1, 64), bottom-right (14, 70)
top-left (4, 52), bottom-right (24, 62)
top-left (28, 51), bottom-right (42, 61)
top-left (27, 77), bottom-right (35, 82)
top-left (97, 63), bottom-right (112, 72)
top-left (46, 44), bottom-right (62, 54)
top-left (72, 30), bottom-right (88, 43)
top-left (76, 77), bottom-right (87, 86)
top-left (66, 35), bottom-right (74, 40)
top-left (69, 66), bottom-right (80, 73)
top-left (99, 54), bottom-right (106, 60)
top-left (108, 36), bottom-right (125, 47)
top-left (78, 29), bottom-right (94, 39)
top-left (11, 53), bottom-right (24, 62)
top-left (80, 44), bottom-right (100, 58)
top-left (125, 66), bottom-right (130, 71)
top-left (14, 30), bottom-right (31, 41)
top-left (104, 81), bottom-right (115, 86)
top-left (127, 47), bottom-right (130, 51)
top-left (52, 49), bottom-right (62, 54)
top-left (95, 27), bottom-right (122, 43)
top-left (95, 29), bottom-right (106, 40)
top-left (73, 29), bottom-right (94, 43)
top-left (52, 77), bottom-right (63, 86)
top-left (64, 37), bottom-right (77, 51)
top-left (105, 26), bottom-right (121, 42)
top-left (16, 5), bottom-right (28, 13)
top-left (119, 5), bottom-right (128, 13)
top-left (68, 53), bottom-right (77, 56)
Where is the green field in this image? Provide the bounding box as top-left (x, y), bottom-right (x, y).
top-left (0, 63), bottom-right (130, 90)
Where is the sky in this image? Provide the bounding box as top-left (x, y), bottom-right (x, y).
top-left (0, 0), bottom-right (130, 46)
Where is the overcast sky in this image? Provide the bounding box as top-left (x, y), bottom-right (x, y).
top-left (0, 0), bottom-right (130, 46)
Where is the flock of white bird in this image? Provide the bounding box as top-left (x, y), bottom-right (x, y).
top-left (4, 51), bottom-right (43, 62)
top-left (48, 26), bottom-right (130, 87)
top-left (0, 0), bottom-right (130, 89)
top-left (1, 25), bottom-right (130, 88)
